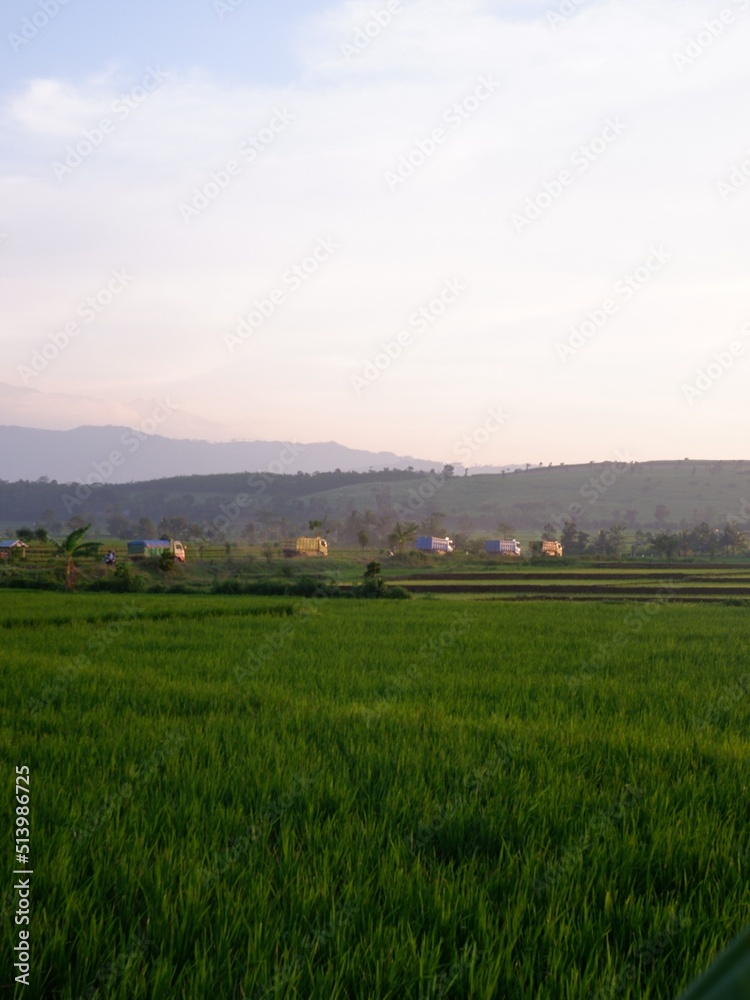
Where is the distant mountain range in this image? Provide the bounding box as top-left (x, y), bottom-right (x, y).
top-left (0, 424), bottom-right (464, 483)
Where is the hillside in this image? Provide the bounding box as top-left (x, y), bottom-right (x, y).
top-left (2, 459), bottom-right (749, 538)
top-left (0, 425), bottom-right (448, 482)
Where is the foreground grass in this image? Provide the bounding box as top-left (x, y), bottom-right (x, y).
top-left (1, 593), bottom-right (749, 999)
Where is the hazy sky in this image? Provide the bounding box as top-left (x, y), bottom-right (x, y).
top-left (2, 0), bottom-right (749, 466)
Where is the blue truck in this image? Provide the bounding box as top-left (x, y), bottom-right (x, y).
top-left (485, 539), bottom-right (522, 556)
top-left (416, 536), bottom-right (454, 554)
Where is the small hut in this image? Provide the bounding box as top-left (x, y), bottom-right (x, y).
top-left (0, 540), bottom-right (28, 560)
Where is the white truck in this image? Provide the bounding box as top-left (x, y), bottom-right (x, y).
top-left (416, 536), bottom-right (454, 554)
top-left (127, 539), bottom-right (187, 562)
top-left (485, 539), bottom-right (522, 556)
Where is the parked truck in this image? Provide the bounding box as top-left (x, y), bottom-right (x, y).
top-left (541, 540), bottom-right (563, 557)
top-left (127, 539), bottom-right (187, 562)
top-left (282, 536), bottom-right (328, 558)
top-left (485, 539), bottom-right (522, 557)
top-left (416, 536), bottom-right (454, 554)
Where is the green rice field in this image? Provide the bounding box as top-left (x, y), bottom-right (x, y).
top-left (2, 591), bottom-right (749, 998)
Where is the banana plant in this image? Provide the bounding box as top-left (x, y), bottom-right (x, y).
top-left (54, 524), bottom-right (101, 591)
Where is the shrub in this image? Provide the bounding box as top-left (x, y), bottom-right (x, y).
top-left (159, 551), bottom-right (176, 572)
top-left (88, 562), bottom-right (146, 593)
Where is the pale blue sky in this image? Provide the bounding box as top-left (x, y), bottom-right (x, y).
top-left (2, 0), bottom-right (749, 466)
top-left (1, 0), bottom-right (310, 86)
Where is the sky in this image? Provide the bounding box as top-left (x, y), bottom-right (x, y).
top-left (1, 0), bottom-right (750, 467)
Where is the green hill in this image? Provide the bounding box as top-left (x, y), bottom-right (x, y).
top-left (2, 459), bottom-right (749, 541)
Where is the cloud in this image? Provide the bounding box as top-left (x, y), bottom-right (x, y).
top-left (1, 0), bottom-right (750, 461)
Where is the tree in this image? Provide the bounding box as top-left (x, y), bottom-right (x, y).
top-left (560, 520), bottom-right (579, 553)
top-left (241, 522), bottom-right (257, 543)
top-left (357, 529), bottom-right (370, 550)
top-left (107, 513), bottom-right (136, 539)
top-left (420, 512), bottom-right (447, 537)
top-left (651, 532), bottom-right (679, 559)
top-left (590, 529), bottom-right (610, 558)
top-left (654, 505), bottom-right (670, 527)
top-left (606, 523), bottom-right (627, 558)
top-left (358, 561), bottom-right (385, 597)
top-left (541, 523), bottom-right (558, 541)
top-left (622, 509), bottom-right (639, 529)
top-left (721, 523), bottom-right (748, 556)
top-left (54, 524), bottom-right (100, 591)
top-left (41, 512), bottom-right (62, 533)
top-left (158, 516), bottom-right (191, 540)
top-left (442, 464), bottom-right (455, 478)
top-left (388, 521), bottom-right (418, 553)
top-left (137, 517), bottom-right (157, 538)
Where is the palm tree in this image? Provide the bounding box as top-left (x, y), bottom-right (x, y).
top-left (55, 524), bottom-right (101, 591)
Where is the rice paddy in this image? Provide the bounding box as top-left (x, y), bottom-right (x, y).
top-left (1, 591), bottom-right (749, 998)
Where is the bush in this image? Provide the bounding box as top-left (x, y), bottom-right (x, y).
top-left (212, 576), bottom-right (342, 598)
top-left (0, 570), bottom-right (60, 591)
top-left (159, 551), bottom-right (176, 572)
top-left (88, 562), bottom-right (146, 593)
top-left (352, 563), bottom-right (412, 599)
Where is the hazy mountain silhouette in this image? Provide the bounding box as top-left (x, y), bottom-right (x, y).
top-left (0, 424), bottom-right (454, 483)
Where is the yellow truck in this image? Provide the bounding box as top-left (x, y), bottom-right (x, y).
top-left (541, 540), bottom-right (563, 557)
top-left (282, 536), bottom-right (328, 558)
